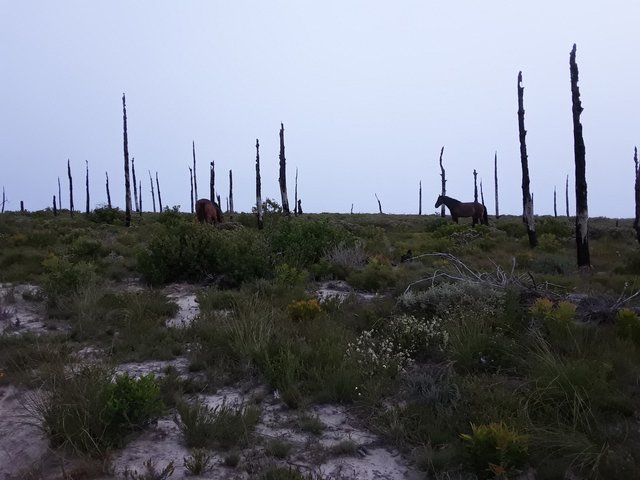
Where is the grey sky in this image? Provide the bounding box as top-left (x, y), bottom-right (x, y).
top-left (1, 1), bottom-right (638, 217)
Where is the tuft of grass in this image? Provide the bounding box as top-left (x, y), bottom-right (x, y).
top-left (296, 414), bottom-right (325, 435)
top-left (266, 438), bottom-right (292, 459)
top-left (183, 448), bottom-right (214, 475)
top-left (329, 439), bottom-right (359, 456)
top-left (123, 459), bottom-right (175, 480)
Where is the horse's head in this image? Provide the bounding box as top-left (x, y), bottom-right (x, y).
top-left (434, 195), bottom-right (444, 208)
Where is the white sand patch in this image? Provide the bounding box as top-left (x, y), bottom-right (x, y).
top-left (163, 284), bottom-right (200, 328)
top-left (0, 283), bottom-right (51, 335)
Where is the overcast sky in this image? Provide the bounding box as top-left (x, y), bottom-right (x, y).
top-left (1, 1), bottom-right (638, 217)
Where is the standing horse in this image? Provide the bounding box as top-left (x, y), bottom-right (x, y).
top-left (435, 195), bottom-right (488, 226)
top-left (195, 198), bottom-right (224, 224)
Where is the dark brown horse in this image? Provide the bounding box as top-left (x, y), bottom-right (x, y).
top-left (195, 198), bottom-right (223, 224)
top-left (435, 195), bottom-right (488, 226)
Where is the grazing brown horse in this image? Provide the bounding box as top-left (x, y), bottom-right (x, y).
top-left (195, 198), bottom-right (223, 224)
top-left (435, 195), bottom-right (488, 226)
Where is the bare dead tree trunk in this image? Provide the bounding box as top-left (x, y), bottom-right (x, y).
top-left (375, 193), bottom-right (383, 214)
top-left (189, 167), bottom-right (194, 213)
top-left (255, 139), bottom-right (264, 229)
top-left (565, 174), bottom-right (570, 217)
top-left (132, 157), bottom-right (139, 213)
top-left (570, 44), bottom-right (590, 267)
top-left (122, 94), bottom-right (132, 227)
top-left (517, 71), bottom-right (537, 248)
top-left (217, 194), bottom-right (221, 209)
top-left (473, 169), bottom-right (478, 202)
top-left (1, 186), bottom-right (5, 213)
top-left (156, 172), bottom-right (163, 213)
top-left (58, 177), bottom-right (62, 210)
top-left (418, 180), bottom-right (422, 215)
top-left (350, 203), bottom-right (353, 215)
top-left (494, 152), bottom-right (499, 219)
top-left (105, 172), bottom-right (112, 208)
top-left (554, 187), bottom-right (558, 217)
top-left (85, 160), bottom-right (90, 214)
top-left (149, 170), bottom-right (156, 213)
top-left (297, 199), bottom-right (302, 214)
top-left (192, 141), bottom-right (198, 201)
top-left (53, 195), bottom-right (57, 216)
top-left (209, 160), bottom-right (215, 203)
top-left (278, 123), bottom-right (290, 214)
top-left (294, 167), bottom-right (299, 216)
top-left (228, 169), bottom-right (234, 215)
top-left (68, 159), bottom-right (74, 217)
top-left (20, 201), bottom-right (24, 213)
top-left (138, 180), bottom-right (142, 214)
top-left (634, 147), bottom-right (640, 243)
top-left (480, 180), bottom-right (485, 206)
top-left (439, 146), bottom-right (446, 217)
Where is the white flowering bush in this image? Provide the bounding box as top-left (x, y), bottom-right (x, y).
top-left (345, 314), bottom-right (448, 377)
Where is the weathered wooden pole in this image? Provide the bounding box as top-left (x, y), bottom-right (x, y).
top-left (517, 71), bottom-right (537, 247)
top-left (132, 157), bottom-right (139, 213)
top-left (255, 139), bottom-right (264, 229)
top-left (570, 44), bottom-right (590, 267)
top-left (189, 166), bottom-right (194, 213)
top-left (494, 152), bottom-right (499, 219)
top-left (278, 123), bottom-right (291, 214)
top-left (122, 93), bottom-right (132, 227)
top-left (439, 146), bottom-right (446, 217)
top-left (156, 172), bottom-right (163, 213)
top-left (228, 169), bottom-right (234, 215)
top-left (634, 147), bottom-right (640, 244)
top-left (67, 159), bottom-right (74, 217)
top-left (149, 170), bottom-right (156, 213)
top-left (85, 160), bottom-right (90, 214)
top-left (105, 172), bottom-right (112, 208)
top-left (418, 180), bottom-right (422, 215)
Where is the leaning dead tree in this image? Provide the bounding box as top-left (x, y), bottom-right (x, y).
top-left (189, 167), bottom-right (194, 213)
top-left (105, 172), bottom-right (112, 208)
top-left (156, 172), bottom-right (163, 213)
top-left (517, 71), bottom-right (537, 247)
top-left (122, 93), bottom-right (132, 227)
top-left (473, 169), bottom-right (478, 202)
top-left (148, 170), bottom-right (156, 213)
top-left (132, 157), bottom-right (139, 213)
top-left (494, 152), bottom-right (499, 218)
top-left (278, 123), bottom-right (291, 214)
top-left (634, 147), bottom-right (640, 244)
top-left (439, 146), bottom-right (446, 217)
top-left (375, 193), bottom-right (383, 214)
top-left (67, 159), bottom-right (74, 217)
top-left (570, 44), bottom-right (590, 267)
top-left (418, 181), bottom-right (422, 215)
top-left (192, 141), bottom-right (198, 201)
top-left (228, 169), bottom-right (234, 215)
top-left (2, 186), bottom-right (6, 213)
top-left (85, 160), bottom-right (90, 214)
top-left (255, 138), bottom-right (264, 229)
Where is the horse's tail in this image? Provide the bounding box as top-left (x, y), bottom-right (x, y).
top-left (483, 205), bottom-right (489, 226)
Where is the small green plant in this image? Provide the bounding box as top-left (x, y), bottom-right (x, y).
top-left (460, 421), bottom-right (529, 476)
top-left (537, 233), bottom-right (562, 253)
top-left (329, 439), bottom-right (359, 456)
top-left (296, 414), bottom-right (325, 435)
top-left (615, 308), bottom-right (640, 346)
top-left (183, 448), bottom-right (213, 475)
top-left (223, 452), bottom-right (240, 468)
top-left (123, 459), bottom-right (175, 480)
top-left (266, 438), bottom-right (292, 459)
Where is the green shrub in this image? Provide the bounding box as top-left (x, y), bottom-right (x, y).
top-left (266, 438), bottom-right (292, 458)
top-left (537, 217), bottom-right (572, 238)
top-left (41, 255), bottom-right (99, 310)
top-left (538, 233), bottom-right (562, 253)
top-left (615, 308), bottom-right (640, 347)
top-left (296, 414), bottom-right (325, 434)
top-left (346, 260), bottom-right (397, 292)
top-left (287, 299), bottom-right (321, 321)
top-left (123, 459), bottom-right (175, 480)
top-left (183, 448), bottom-right (213, 475)
top-left (88, 206), bottom-right (124, 224)
top-left (39, 365), bottom-right (164, 455)
top-left (460, 421), bottom-right (529, 476)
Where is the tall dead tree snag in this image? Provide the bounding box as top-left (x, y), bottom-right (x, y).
top-left (494, 152), bottom-right (499, 219)
top-left (473, 169), bottom-right (478, 202)
top-left (67, 159), bottom-right (74, 217)
top-left (122, 93), bottom-right (132, 227)
top-left (554, 187), bottom-right (558, 217)
top-left (156, 172), bottom-right (163, 213)
top-left (517, 71), bottom-right (537, 247)
top-left (138, 180), bottom-right (142, 214)
top-left (53, 195), bottom-right (57, 216)
top-left (634, 147), bottom-right (640, 244)
top-left (294, 167), bottom-right (299, 216)
top-left (192, 141), bottom-right (199, 201)
top-left (85, 160), bottom-right (90, 214)
top-left (570, 44), bottom-right (590, 267)
top-left (209, 161), bottom-right (215, 203)
top-left (189, 167), bottom-right (194, 213)
top-left (1, 186), bottom-right (5, 213)
top-left (418, 181), bottom-right (422, 215)
top-left (132, 157), bottom-right (139, 213)
top-left (565, 175), bottom-right (570, 217)
top-left (105, 172), bottom-right (112, 208)
top-left (480, 180), bottom-right (485, 206)
top-left (278, 123), bottom-right (291, 214)
top-left (58, 177), bottom-right (62, 210)
top-left (149, 170), bottom-right (156, 213)
top-left (375, 193), bottom-right (383, 214)
top-left (228, 169), bottom-right (234, 215)
top-left (255, 139), bottom-right (264, 229)
top-left (439, 147), bottom-right (446, 217)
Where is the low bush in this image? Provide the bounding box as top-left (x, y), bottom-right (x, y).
top-left (41, 255), bottom-right (99, 311)
top-left (615, 308), bottom-right (640, 347)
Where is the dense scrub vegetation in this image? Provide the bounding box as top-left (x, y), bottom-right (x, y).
top-left (2, 209), bottom-right (640, 479)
